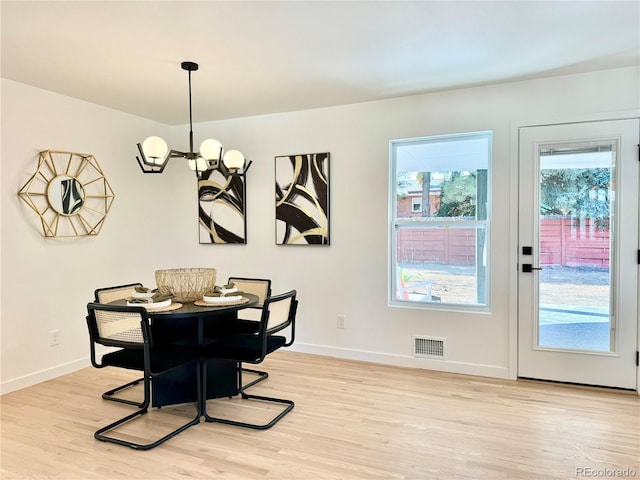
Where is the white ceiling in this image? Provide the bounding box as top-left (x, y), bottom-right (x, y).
top-left (2, 1), bottom-right (639, 126)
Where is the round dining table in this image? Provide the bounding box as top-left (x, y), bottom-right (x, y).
top-left (110, 294), bottom-right (259, 412)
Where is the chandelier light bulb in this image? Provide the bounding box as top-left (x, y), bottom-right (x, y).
top-left (136, 62), bottom-right (250, 176)
top-left (196, 157), bottom-right (208, 172)
top-left (223, 150), bottom-right (245, 170)
top-left (200, 139), bottom-right (223, 161)
top-left (142, 136), bottom-right (168, 165)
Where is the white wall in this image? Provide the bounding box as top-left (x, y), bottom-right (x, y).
top-left (2, 66), bottom-right (638, 393)
top-left (170, 66), bottom-right (639, 378)
top-left (0, 79), bottom-right (175, 392)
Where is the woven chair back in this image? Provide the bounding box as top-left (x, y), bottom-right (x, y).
top-left (228, 278), bottom-right (271, 307)
top-left (93, 308), bottom-right (144, 346)
top-left (95, 283), bottom-right (143, 304)
top-left (266, 291), bottom-right (296, 332)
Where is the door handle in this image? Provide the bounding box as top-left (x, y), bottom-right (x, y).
top-left (522, 264), bottom-right (543, 273)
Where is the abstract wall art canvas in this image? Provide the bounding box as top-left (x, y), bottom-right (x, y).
top-left (275, 152), bottom-right (330, 245)
top-left (198, 167), bottom-right (246, 244)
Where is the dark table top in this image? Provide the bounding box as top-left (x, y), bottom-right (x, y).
top-left (110, 293), bottom-right (259, 319)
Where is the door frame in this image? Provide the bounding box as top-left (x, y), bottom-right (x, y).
top-left (508, 109), bottom-right (640, 394)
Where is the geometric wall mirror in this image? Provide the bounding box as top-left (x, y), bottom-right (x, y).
top-left (18, 150), bottom-right (115, 237)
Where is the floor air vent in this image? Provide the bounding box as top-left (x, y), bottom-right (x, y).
top-left (413, 336), bottom-right (446, 359)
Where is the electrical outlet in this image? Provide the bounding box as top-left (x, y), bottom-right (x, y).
top-left (337, 315), bottom-right (346, 329)
top-left (49, 330), bottom-right (60, 346)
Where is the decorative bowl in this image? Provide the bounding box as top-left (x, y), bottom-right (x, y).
top-left (155, 268), bottom-right (217, 302)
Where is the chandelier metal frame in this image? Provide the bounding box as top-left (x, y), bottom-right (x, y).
top-left (136, 61), bottom-right (251, 178)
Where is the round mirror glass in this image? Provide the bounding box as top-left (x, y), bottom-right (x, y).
top-left (47, 175), bottom-right (85, 215)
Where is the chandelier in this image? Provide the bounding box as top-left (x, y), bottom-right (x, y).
top-left (136, 61), bottom-right (251, 177)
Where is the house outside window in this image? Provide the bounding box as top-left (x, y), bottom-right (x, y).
top-left (390, 131), bottom-right (492, 310)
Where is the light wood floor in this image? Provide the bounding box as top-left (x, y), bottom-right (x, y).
top-left (1, 351), bottom-right (638, 479)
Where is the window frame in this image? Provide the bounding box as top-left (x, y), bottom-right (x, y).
top-left (389, 131), bottom-right (493, 312)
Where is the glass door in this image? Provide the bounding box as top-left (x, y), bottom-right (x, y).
top-left (518, 119), bottom-right (638, 389)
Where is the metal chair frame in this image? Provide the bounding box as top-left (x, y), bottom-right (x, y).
top-left (227, 277), bottom-right (273, 390)
top-left (94, 282), bottom-right (146, 407)
top-left (201, 290), bottom-right (298, 430)
top-left (87, 302), bottom-right (201, 450)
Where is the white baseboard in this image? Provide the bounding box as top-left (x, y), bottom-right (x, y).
top-left (1, 344), bottom-right (511, 396)
top-left (289, 343), bottom-right (511, 380)
top-left (0, 357), bottom-right (91, 395)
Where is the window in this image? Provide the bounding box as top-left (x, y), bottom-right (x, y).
top-left (390, 131), bottom-right (492, 310)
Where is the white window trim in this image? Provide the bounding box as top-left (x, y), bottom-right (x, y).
top-left (388, 131), bottom-right (493, 313)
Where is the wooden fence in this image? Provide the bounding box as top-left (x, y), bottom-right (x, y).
top-left (397, 216), bottom-right (609, 267)
top-left (397, 227), bottom-right (477, 265)
top-left (539, 216), bottom-right (609, 267)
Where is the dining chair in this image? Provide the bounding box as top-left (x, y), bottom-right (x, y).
top-left (94, 282), bottom-right (143, 305)
top-left (86, 302), bottom-right (201, 450)
top-left (226, 277), bottom-right (272, 390)
top-left (200, 289), bottom-right (298, 430)
top-left (94, 282), bottom-right (146, 407)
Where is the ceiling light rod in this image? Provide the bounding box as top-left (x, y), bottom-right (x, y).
top-left (136, 61), bottom-right (252, 177)
top-left (186, 61), bottom-right (197, 162)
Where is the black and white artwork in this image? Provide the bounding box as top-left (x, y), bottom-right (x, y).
top-left (198, 167), bottom-right (246, 244)
top-left (275, 152), bottom-right (329, 245)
